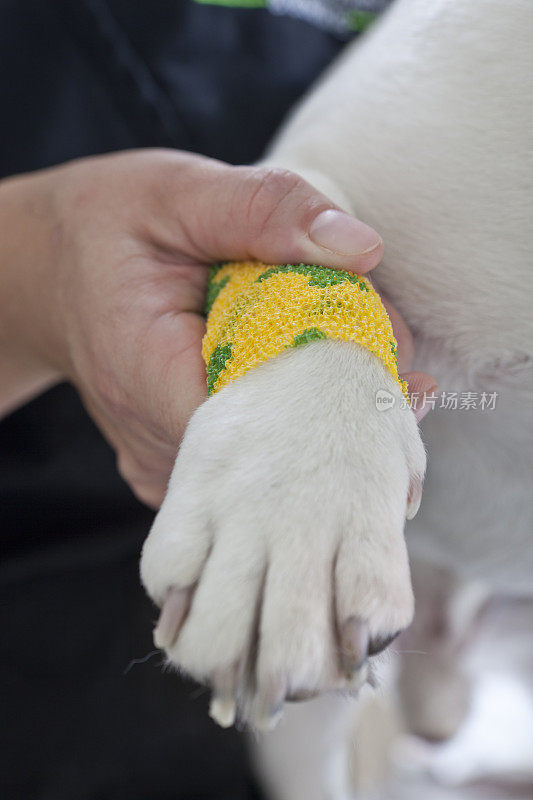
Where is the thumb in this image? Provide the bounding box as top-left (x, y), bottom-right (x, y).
top-left (169, 155), bottom-right (384, 272)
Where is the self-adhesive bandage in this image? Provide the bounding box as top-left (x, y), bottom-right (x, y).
top-left (202, 261), bottom-right (409, 401)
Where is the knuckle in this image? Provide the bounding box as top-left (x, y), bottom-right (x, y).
top-left (251, 166), bottom-right (304, 197)
top-left (244, 167), bottom-right (309, 237)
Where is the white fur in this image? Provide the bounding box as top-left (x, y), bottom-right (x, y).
top-left (264, 0), bottom-right (533, 589)
top-left (141, 0), bottom-right (533, 795)
top-left (141, 343), bottom-right (424, 706)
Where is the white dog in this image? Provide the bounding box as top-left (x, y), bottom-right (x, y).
top-left (141, 0), bottom-right (533, 796)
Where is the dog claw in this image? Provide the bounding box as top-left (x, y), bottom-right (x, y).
top-left (209, 695), bottom-right (237, 728)
top-left (209, 664), bottom-right (240, 729)
top-left (153, 587), bottom-right (191, 649)
top-left (368, 630), bottom-right (400, 656)
top-left (253, 677), bottom-right (287, 731)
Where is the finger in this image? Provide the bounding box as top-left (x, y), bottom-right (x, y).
top-left (159, 155), bottom-right (384, 272)
top-left (124, 477), bottom-right (166, 511)
top-left (141, 311), bottom-right (208, 446)
top-left (380, 295), bottom-right (414, 372)
top-left (380, 297), bottom-right (438, 409)
top-left (116, 447), bottom-right (174, 509)
top-left (401, 372), bottom-right (438, 421)
top-left (80, 389), bottom-right (176, 508)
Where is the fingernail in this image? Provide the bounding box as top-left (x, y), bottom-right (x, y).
top-left (309, 209), bottom-right (382, 255)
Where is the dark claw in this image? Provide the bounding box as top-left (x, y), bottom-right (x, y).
top-left (368, 630), bottom-right (400, 657)
top-left (286, 688), bottom-right (320, 703)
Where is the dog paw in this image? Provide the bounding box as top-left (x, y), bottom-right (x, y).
top-left (140, 341), bottom-right (425, 729)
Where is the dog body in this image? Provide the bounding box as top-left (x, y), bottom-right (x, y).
top-left (265, 0), bottom-right (533, 592)
top-left (141, 0), bottom-right (533, 795)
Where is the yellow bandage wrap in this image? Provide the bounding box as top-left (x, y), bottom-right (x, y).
top-left (202, 261), bottom-right (409, 401)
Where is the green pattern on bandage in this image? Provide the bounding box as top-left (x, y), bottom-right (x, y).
top-left (291, 328), bottom-right (328, 348)
top-left (207, 343), bottom-right (233, 394)
top-left (205, 274), bottom-right (230, 315)
top-left (347, 10), bottom-right (377, 32)
top-left (256, 263), bottom-right (370, 291)
top-left (194, 1), bottom-right (378, 33)
top-left (194, 0), bottom-right (266, 6)
top-left (209, 262), bottom-right (228, 280)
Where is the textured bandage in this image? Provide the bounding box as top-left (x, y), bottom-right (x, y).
top-left (202, 261), bottom-right (409, 400)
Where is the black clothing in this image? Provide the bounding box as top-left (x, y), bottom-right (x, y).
top-left (0, 1), bottom-right (347, 797)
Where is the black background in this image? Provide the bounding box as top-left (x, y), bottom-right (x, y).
top-left (0, 1), bottom-right (346, 797)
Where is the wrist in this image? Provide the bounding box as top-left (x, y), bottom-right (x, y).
top-left (0, 169), bottom-right (65, 416)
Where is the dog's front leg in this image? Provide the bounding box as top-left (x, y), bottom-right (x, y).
top-left (141, 339), bottom-right (425, 730)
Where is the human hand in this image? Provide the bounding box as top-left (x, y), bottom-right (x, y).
top-left (1, 149), bottom-right (434, 507)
